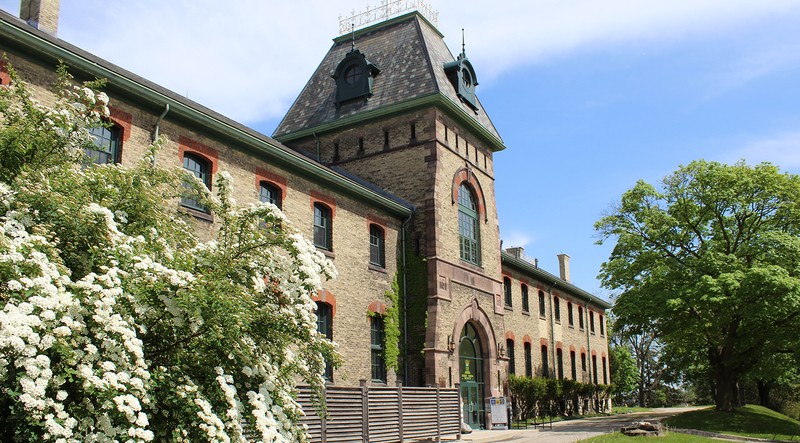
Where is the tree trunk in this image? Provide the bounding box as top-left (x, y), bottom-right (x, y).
top-left (756, 379), bottom-right (771, 407)
top-left (713, 363), bottom-right (740, 411)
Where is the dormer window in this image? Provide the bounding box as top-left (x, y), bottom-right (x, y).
top-left (444, 54), bottom-right (479, 110)
top-left (332, 49), bottom-right (380, 106)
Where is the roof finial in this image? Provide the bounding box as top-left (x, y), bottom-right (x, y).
top-left (461, 28), bottom-right (466, 56)
top-left (351, 23), bottom-right (356, 52)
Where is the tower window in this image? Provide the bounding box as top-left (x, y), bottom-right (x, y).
top-left (521, 284), bottom-right (529, 313)
top-left (503, 277), bottom-right (512, 308)
top-left (458, 183), bottom-right (480, 265)
top-left (316, 302), bottom-right (333, 381)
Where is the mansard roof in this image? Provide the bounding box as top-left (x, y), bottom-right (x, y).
top-left (273, 12), bottom-right (505, 151)
top-left (0, 9), bottom-right (414, 218)
top-left (501, 251), bottom-right (612, 309)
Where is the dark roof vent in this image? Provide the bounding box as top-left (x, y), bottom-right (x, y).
top-left (332, 49), bottom-right (380, 106)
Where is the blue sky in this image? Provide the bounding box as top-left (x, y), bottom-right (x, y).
top-left (3, 0), bottom-right (799, 300)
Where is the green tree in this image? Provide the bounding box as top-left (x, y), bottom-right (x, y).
top-left (596, 160), bottom-right (800, 411)
top-left (0, 65), bottom-right (337, 441)
top-left (609, 344), bottom-right (637, 405)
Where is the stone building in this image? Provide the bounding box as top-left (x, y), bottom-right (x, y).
top-left (0, 1), bottom-right (610, 430)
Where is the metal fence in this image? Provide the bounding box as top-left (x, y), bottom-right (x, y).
top-left (296, 382), bottom-right (462, 443)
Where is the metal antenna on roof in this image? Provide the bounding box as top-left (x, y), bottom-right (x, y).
top-left (351, 23), bottom-right (356, 52)
top-left (461, 28), bottom-right (466, 56)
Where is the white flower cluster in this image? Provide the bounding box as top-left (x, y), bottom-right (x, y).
top-left (2, 78), bottom-right (338, 442)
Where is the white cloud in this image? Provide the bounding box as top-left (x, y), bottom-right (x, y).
top-left (501, 230), bottom-right (533, 249)
top-left (2, 0), bottom-right (797, 125)
top-left (728, 132), bottom-right (800, 169)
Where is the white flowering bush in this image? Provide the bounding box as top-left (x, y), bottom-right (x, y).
top-left (0, 64), bottom-right (338, 442)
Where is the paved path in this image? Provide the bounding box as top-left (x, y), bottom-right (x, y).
top-left (459, 407), bottom-right (704, 443)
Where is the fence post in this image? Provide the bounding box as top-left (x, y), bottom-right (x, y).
top-left (321, 383), bottom-right (327, 443)
top-left (360, 379), bottom-right (369, 443)
top-left (396, 381), bottom-right (404, 442)
top-left (436, 384), bottom-right (442, 441)
top-left (455, 383), bottom-right (462, 440)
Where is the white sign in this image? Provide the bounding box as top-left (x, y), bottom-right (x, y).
top-left (489, 396), bottom-right (508, 429)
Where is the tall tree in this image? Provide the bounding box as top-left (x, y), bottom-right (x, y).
top-left (596, 160), bottom-right (800, 411)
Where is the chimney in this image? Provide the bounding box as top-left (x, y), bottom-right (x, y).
top-left (506, 246), bottom-right (524, 259)
top-left (20, 0), bottom-right (60, 36)
top-left (557, 253), bottom-right (570, 282)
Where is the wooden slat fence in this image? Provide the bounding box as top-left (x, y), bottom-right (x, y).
top-left (295, 382), bottom-right (462, 443)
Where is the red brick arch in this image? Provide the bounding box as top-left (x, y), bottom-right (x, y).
top-left (313, 289), bottom-right (336, 317)
top-left (451, 167), bottom-right (487, 221)
top-left (569, 345), bottom-right (576, 352)
top-left (522, 335), bottom-right (532, 345)
top-left (367, 300), bottom-right (387, 316)
top-left (540, 338), bottom-right (549, 347)
top-left (504, 331), bottom-right (516, 341)
top-left (555, 341), bottom-right (563, 350)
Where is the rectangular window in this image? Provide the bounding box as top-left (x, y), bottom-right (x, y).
top-left (602, 356), bottom-right (608, 384)
top-left (590, 311), bottom-right (595, 333)
top-left (371, 316), bottom-right (386, 383)
top-left (579, 307), bottom-right (585, 329)
top-left (592, 355), bottom-right (598, 384)
top-left (581, 353), bottom-right (587, 372)
top-left (600, 315), bottom-right (605, 336)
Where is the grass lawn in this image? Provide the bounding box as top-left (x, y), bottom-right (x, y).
top-left (577, 432), bottom-right (717, 443)
top-left (664, 404), bottom-right (800, 440)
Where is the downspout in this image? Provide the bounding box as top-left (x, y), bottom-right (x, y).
top-left (547, 281), bottom-right (557, 379)
top-left (401, 214), bottom-right (412, 384)
top-left (152, 103), bottom-right (170, 165)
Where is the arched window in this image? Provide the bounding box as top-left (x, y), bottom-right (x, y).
top-left (182, 152), bottom-right (211, 212)
top-left (570, 350), bottom-right (577, 379)
top-left (599, 314), bottom-right (605, 336)
top-left (313, 203), bottom-right (332, 250)
top-left (602, 356), bottom-right (608, 384)
top-left (521, 284), bottom-right (529, 313)
top-left (458, 183), bottom-right (480, 265)
top-left (369, 224), bottom-right (385, 267)
top-left (524, 342), bottom-right (532, 377)
top-left (86, 124), bottom-right (121, 165)
top-left (503, 277), bottom-right (512, 308)
top-left (554, 297), bottom-right (561, 322)
top-left (259, 181), bottom-right (282, 210)
top-left (371, 316), bottom-right (386, 383)
top-left (538, 290), bottom-right (546, 317)
top-left (592, 354), bottom-right (598, 384)
top-left (541, 345), bottom-right (549, 378)
top-left (506, 339), bottom-right (515, 375)
top-left (590, 311), bottom-right (595, 333)
top-left (316, 301), bottom-right (333, 381)
top-left (578, 306), bottom-right (585, 329)
top-left (567, 302), bottom-right (574, 326)
top-left (557, 348), bottom-right (564, 380)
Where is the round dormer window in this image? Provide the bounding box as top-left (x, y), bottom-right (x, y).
top-left (345, 65), bottom-right (363, 85)
top-left (462, 68), bottom-right (472, 88)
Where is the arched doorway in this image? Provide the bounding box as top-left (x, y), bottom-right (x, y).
top-left (459, 322), bottom-right (485, 429)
